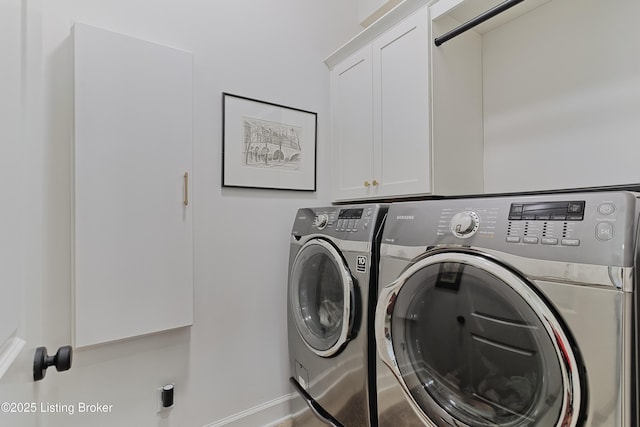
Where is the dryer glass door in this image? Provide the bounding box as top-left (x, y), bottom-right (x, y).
top-left (290, 239), bottom-right (354, 358)
top-left (377, 251), bottom-right (582, 427)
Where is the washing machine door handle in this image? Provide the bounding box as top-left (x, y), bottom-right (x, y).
top-left (375, 278), bottom-right (399, 373)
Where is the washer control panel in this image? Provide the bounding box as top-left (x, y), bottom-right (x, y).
top-left (311, 206), bottom-right (379, 234)
top-left (334, 207), bottom-right (368, 233)
top-left (293, 204), bottom-right (387, 242)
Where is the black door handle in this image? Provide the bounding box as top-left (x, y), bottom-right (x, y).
top-left (33, 345), bottom-right (73, 381)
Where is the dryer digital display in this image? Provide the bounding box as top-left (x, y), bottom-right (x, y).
top-left (508, 201), bottom-right (585, 221)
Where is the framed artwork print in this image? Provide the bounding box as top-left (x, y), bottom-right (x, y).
top-left (222, 93), bottom-right (317, 191)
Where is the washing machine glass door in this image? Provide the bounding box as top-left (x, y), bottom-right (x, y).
top-left (290, 239), bottom-right (354, 358)
top-left (376, 251), bottom-right (582, 427)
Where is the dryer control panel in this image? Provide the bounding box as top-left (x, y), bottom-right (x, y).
top-left (503, 198), bottom-right (620, 248)
top-left (382, 191), bottom-right (638, 267)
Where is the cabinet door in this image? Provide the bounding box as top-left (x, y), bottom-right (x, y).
top-left (372, 7), bottom-right (431, 198)
top-left (74, 24), bottom-right (193, 347)
top-left (330, 45), bottom-right (374, 201)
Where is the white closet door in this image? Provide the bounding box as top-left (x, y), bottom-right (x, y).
top-left (74, 23), bottom-right (193, 347)
top-left (0, 0), bottom-right (26, 377)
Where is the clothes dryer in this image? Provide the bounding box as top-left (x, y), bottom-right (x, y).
top-left (375, 192), bottom-right (639, 426)
top-left (288, 204), bottom-right (387, 427)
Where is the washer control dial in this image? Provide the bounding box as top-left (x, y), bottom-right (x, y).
top-left (450, 211), bottom-right (480, 238)
top-left (315, 214), bottom-right (329, 230)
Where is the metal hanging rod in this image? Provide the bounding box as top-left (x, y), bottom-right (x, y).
top-left (434, 0), bottom-right (525, 46)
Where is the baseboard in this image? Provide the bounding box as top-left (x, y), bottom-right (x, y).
top-left (204, 393), bottom-right (293, 427)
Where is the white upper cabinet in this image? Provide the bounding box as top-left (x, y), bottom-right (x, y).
top-left (329, 5), bottom-right (432, 202)
top-left (74, 23), bottom-right (193, 347)
top-left (327, 0), bottom-right (482, 202)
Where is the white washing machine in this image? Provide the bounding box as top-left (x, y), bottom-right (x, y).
top-left (288, 204), bottom-right (387, 426)
top-left (375, 191), bottom-right (639, 426)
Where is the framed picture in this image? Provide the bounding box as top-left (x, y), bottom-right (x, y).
top-left (222, 93), bottom-right (317, 191)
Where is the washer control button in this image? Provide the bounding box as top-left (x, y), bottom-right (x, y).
top-left (561, 239), bottom-right (580, 247)
top-left (598, 203), bottom-right (615, 215)
top-left (541, 238), bottom-right (559, 245)
top-left (346, 219), bottom-right (355, 231)
top-left (596, 222), bottom-right (614, 241)
top-left (506, 236), bottom-right (521, 243)
top-left (523, 237), bottom-right (539, 244)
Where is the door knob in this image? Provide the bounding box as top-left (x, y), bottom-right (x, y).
top-left (33, 345), bottom-right (73, 381)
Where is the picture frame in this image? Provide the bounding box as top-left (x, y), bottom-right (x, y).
top-left (222, 93), bottom-right (317, 191)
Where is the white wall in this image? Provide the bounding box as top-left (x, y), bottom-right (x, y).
top-left (0, 1), bottom-right (361, 426)
top-left (483, 0), bottom-right (640, 193)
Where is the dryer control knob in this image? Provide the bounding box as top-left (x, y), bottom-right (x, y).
top-left (315, 214), bottom-right (329, 230)
top-left (450, 211), bottom-right (480, 238)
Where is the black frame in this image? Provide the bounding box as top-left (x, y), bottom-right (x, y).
top-left (222, 92), bottom-right (317, 191)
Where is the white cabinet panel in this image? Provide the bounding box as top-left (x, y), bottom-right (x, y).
top-left (331, 46), bottom-right (374, 200)
top-left (74, 23), bottom-right (193, 347)
top-left (373, 7), bottom-right (430, 197)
